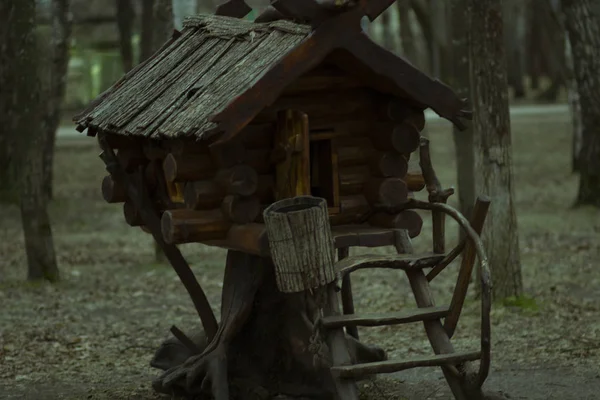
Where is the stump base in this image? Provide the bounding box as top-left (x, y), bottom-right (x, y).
top-left (151, 251), bottom-right (386, 399)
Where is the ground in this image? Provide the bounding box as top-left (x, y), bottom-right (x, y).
top-left (1, 107), bottom-right (599, 400)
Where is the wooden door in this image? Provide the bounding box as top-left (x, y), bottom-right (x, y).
top-left (275, 109), bottom-right (310, 200)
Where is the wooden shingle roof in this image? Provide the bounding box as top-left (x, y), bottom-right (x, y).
top-left (75, 9), bottom-right (470, 144)
top-left (75, 15), bottom-right (311, 140)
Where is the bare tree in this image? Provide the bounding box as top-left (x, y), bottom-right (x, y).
top-left (41, 0), bottom-right (72, 201)
top-left (562, 0), bottom-right (600, 207)
top-left (116, 0), bottom-right (135, 72)
top-left (503, 0), bottom-right (527, 98)
top-left (449, 0), bottom-right (475, 239)
top-left (140, 0), bottom-right (155, 62)
top-left (0, 0), bottom-right (60, 281)
top-left (154, 0), bottom-right (175, 51)
top-left (396, 0), bottom-right (417, 63)
top-left (468, 0), bottom-right (522, 299)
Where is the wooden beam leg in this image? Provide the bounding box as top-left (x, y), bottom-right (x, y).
top-left (338, 247), bottom-right (359, 340)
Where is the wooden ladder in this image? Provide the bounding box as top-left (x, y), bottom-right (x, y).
top-left (323, 197), bottom-right (492, 400)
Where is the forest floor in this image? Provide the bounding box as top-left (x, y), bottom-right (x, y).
top-left (1, 108), bottom-right (600, 400)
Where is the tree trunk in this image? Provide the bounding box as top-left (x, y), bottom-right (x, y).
top-left (1, 0), bottom-right (59, 281)
top-left (535, 0), bottom-right (567, 102)
top-left (150, 251), bottom-right (385, 398)
top-left (380, 8), bottom-right (395, 52)
top-left (116, 0), bottom-right (135, 73)
top-left (502, 0), bottom-right (527, 98)
top-left (41, 0), bottom-right (72, 202)
top-left (450, 0), bottom-right (476, 240)
top-left (397, 0), bottom-right (418, 63)
top-left (564, 31), bottom-right (583, 173)
top-left (562, 0), bottom-right (600, 207)
top-left (153, 0), bottom-right (174, 52)
top-left (468, 0), bottom-right (523, 299)
top-left (140, 0), bottom-right (155, 62)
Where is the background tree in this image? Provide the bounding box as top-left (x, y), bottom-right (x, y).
top-left (153, 0), bottom-right (175, 51)
top-left (449, 0), bottom-right (475, 239)
top-left (561, 0), bottom-right (600, 207)
top-left (0, 0), bottom-right (61, 281)
top-left (140, 0), bottom-right (155, 62)
top-left (468, 0), bottom-right (523, 299)
top-left (116, 0), bottom-right (135, 73)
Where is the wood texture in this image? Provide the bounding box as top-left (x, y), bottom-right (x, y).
top-left (368, 210), bottom-right (423, 238)
top-left (102, 175), bottom-right (127, 203)
top-left (364, 178), bottom-right (409, 208)
top-left (220, 195), bottom-right (261, 223)
top-left (329, 194), bottom-right (371, 225)
top-left (321, 305), bottom-right (449, 329)
top-left (275, 109), bottom-right (310, 200)
top-left (405, 172), bottom-right (426, 191)
top-left (161, 209), bottom-right (231, 244)
top-left (369, 151), bottom-right (409, 177)
top-left (263, 196), bottom-right (336, 293)
top-left (183, 180), bottom-right (224, 210)
top-left (339, 165), bottom-right (370, 195)
top-left (338, 247), bottom-right (358, 339)
top-left (215, 165), bottom-right (259, 197)
top-left (163, 153), bottom-right (214, 182)
top-left (371, 122), bottom-right (421, 154)
top-left (123, 200), bottom-right (143, 226)
top-left (331, 351), bottom-right (481, 379)
top-left (336, 253), bottom-right (445, 279)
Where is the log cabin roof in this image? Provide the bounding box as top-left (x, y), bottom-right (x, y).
top-left (74, 13), bottom-right (470, 144)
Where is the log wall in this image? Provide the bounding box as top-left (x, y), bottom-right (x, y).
top-left (100, 65), bottom-right (429, 251)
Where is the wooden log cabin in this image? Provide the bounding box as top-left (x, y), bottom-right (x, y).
top-left (75, 10), bottom-right (470, 257)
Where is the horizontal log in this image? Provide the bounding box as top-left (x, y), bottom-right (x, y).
top-left (123, 200), bottom-right (143, 226)
top-left (368, 210), bottom-right (423, 238)
top-left (184, 180), bottom-right (224, 210)
top-left (371, 122), bottom-right (421, 154)
top-left (204, 223), bottom-right (270, 257)
top-left (240, 123), bottom-right (275, 149)
top-left (117, 146), bottom-right (147, 172)
top-left (339, 165), bottom-right (370, 195)
top-left (163, 153), bottom-right (215, 183)
top-left (329, 194), bottom-right (371, 225)
top-left (144, 161), bottom-right (160, 192)
top-left (168, 139), bottom-right (210, 155)
top-left (383, 100), bottom-right (426, 131)
top-left (221, 195), bottom-right (261, 224)
top-left (161, 209), bottom-right (231, 244)
top-left (369, 151), bottom-right (409, 177)
top-left (215, 165), bottom-right (259, 197)
top-left (256, 175), bottom-right (275, 204)
top-left (336, 143), bottom-right (373, 167)
top-left (102, 175), bottom-right (126, 203)
top-left (364, 178), bottom-right (409, 208)
top-left (143, 141), bottom-right (168, 161)
top-left (283, 66), bottom-right (364, 95)
top-left (103, 133), bottom-right (142, 149)
top-left (405, 172), bottom-right (425, 191)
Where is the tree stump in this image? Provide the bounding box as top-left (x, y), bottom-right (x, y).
top-left (150, 197), bottom-right (386, 399)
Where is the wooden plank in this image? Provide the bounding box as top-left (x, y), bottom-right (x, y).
top-left (338, 247), bottom-right (358, 339)
top-left (321, 305), bottom-right (449, 329)
top-left (331, 351), bottom-right (482, 379)
top-left (336, 253), bottom-right (445, 277)
top-left (275, 110), bottom-right (311, 199)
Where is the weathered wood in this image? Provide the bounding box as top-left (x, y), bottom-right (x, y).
top-left (161, 209), bottom-right (231, 244)
top-left (329, 194), bottom-right (371, 225)
top-left (445, 196), bottom-right (491, 338)
top-left (123, 200), bottom-right (143, 226)
top-left (117, 146), bottom-right (147, 172)
top-left (215, 165), bottom-right (259, 197)
top-left (283, 66), bottom-right (364, 95)
top-left (221, 195), bottom-right (261, 224)
top-left (368, 210), bottom-right (423, 238)
top-left (339, 165), bottom-right (370, 195)
top-left (183, 180), bottom-right (224, 210)
top-left (364, 178), bottom-right (409, 208)
top-left (169, 139), bottom-right (210, 156)
top-left (275, 110), bottom-right (310, 199)
top-left (322, 305), bottom-right (449, 329)
top-left (143, 141), bottom-right (168, 161)
top-left (405, 172), bottom-right (425, 192)
top-left (371, 122), bottom-right (421, 154)
top-left (331, 351), bottom-right (481, 379)
top-left (336, 141), bottom-right (373, 167)
top-left (205, 223), bottom-right (270, 256)
top-left (337, 247), bottom-right (358, 339)
top-left (102, 175), bottom-right (127, 203)
top-left (336, 253), bottom-right (445, 279)
top-left (263, 196), bottom-right (336, 293)
top-left (163, 153), bottom-right (215, 182)
top-left (369, 151), bottom-right (409, 177)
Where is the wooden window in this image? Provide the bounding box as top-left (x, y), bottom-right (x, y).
top-left (309, 134), bottom-right (340, 213)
